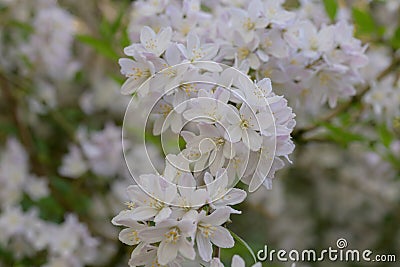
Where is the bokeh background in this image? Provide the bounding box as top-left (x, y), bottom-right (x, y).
top-left (0, 0), bottom-right (399, 266)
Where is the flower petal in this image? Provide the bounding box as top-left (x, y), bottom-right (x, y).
top-left (196, 233), bottom-right (213, 262)
top-left (158, 240), bottom-right (179, 265)
top-left (210, 226), bottom-right (234, 248)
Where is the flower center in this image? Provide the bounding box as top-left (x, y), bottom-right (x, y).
top-left (191, 48), bottom-right (205, 60)
top-left (130, 230), bottom-right (140, 243)
top-left (124, 201), bottom-right (135, 209)
top-left (130, 67), bottom-right (150, 80)
top-left (159, 103), bottom-right (172, 118)
top-left (238, 47), bottom-right (250, 60)
top-left (215, 137), bottom-right (225, 147)
top-left (180, 84), bottom-right (198, 96)
top-left (164, 227), bottom-right (180, 243)
top-left (145, 39), bottom-right (157, 50)
top-left (243, 18), bottom-right (255, 31)
top-left (240, 119), bottom-right (250, 129)
top-left (148, 198), bottom-right (164, 210)
top-left (199, 223), bottom-right (216, 238)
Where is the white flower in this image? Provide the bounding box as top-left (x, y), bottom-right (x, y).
top-left (24, 175), bottom-right (49, 200)
top-left (0, 206), bottom-right (26, 242)
top-left (182, 123), bottom-right (235, 175)
top-left (183, 88), bottom-right (230, 124)
top-left (262, 0), bottom-right (295, 27)
top-left (364, 75), bottom-right (400, 126)
top-left (179, 32), bottom-right (219, 61)
top-left (187, 208), bottom-right (234, 262)
top-left (258, 28), bottom-right (289, 59)
top-left (225, 104), bottom-right (268, 151)
top-left (204, 171), bottom-right (247, 211)
top-left (139, 219), bottom-right (196, 265)
top-left (80, 123), bottom-right (124, 177)
top-left (304, 68), bottom-right (356, 108)
top-left (113, 176), bottom-right (177, 223)
top-left (284, 21), bottom-right (335, 59)
top-left (231, 255), bottom-right (261, 267)
top-left (174, 173), bottom-right (208, 208)
top-left (152, 93), bottom-right (186, 135)
top-left (221, 32), bottom-right (261, 69)
top-left (125, 26), bottom-right (172, 57)
top-left (58, 145), bottom-right (88, 179)
top-left (120, 52), bottom-right (156, 95)
top-left (230, 0), bottom-right (268, 42)
top-left (129, 243), bottom-right (183, 267)
top-left (116, 221), bottom-right (146, 246)
top-left (22, 4), bottom-right (78, 81)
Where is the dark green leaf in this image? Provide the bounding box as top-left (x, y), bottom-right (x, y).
top-left (323, 0), bottom-right (338, 21)
top-left (229, 230), bottom-right (257, 264)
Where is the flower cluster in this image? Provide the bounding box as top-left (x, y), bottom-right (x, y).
top-left (127, 0), bottom-right (368, 123)
top-left (0, 138), bottom-right (99, 267)
top-left (114, 0), bottom-right (298, 266)
top-left (0, 0), bottom-right (79, 114)
top-left (364, 75), bottom-right (400, 127)
top-left (112, 172), bottom-right (246, 265)
top-left (120, 28), bottom-right (296, 190)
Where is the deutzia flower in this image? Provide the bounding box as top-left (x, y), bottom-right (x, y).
top-left (124, 26), bottom-right (172, 57)
top-left (204, 171), bottom-right (247, 211)
top-left (113, 220), bottom-right (146, 246)
top-left (120, 51), bottom-right (156, 95)
top-left (113, 176), bottom-right (177, 223)
top-left (179, 32), bottom-right (219, 62)
top-left (225, 104), bottom-right (267, 151)
top-left (138, 219), bottom-right (196, 265)
top-left (128, 244), bottom-right (184, 267)
top-left (186, 207), bottom-right (234, 262)
top-left (58, 145), bottom-right (88, 179)
top-left (230, 0), bottom-right (268, 42)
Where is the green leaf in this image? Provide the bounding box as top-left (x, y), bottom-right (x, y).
top-left (120, 28), bottom-right (131, 48)
top-left (76, 34), bottom-right (119, 60)
top-left (378, 124), bottom-right (393, 148)
top-left (229, 230), bottom-right (257, 264)
top-left (352, 8), bottom-right (382, 37)
top-left (9, 20), bottom-right (34, 33)
top-left (36, 196), bottom-right (65, 222)
top-left (390, 27), bottom-right (400, 49)
top-left (321, 122), bottom-right (365, 146)
top-left (110, 7), bottom-right (125, 36)
top-left (99, 18), bottom-right (112, 39)
top-left (323, 0), bottom-right (338, 21)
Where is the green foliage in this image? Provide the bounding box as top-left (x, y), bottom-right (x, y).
top-left (322, 0), bottom-right (338, 21)
top-left (378, 124), bottom-right (393, 148)
top-left (76, 34), bottom-right (119, 60)
top-left (36, 196), bottom-right (66, 222)
top-left (321, 122), bottom-right (366, 147)
top-left (352, 7), bottom-right (385, 37)
top-left (51, 176), bottom-right (91, 216)
top-left (390, 27), bottom-right (400, 49)
top-left (76, 4), bottom-right (129, 61)
top-left (228, 230), bottom-right (257, 264)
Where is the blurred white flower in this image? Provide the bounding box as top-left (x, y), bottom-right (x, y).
top-left (59, 145), bottom-right (88, 179)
